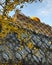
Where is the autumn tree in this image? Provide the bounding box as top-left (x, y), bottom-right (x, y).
top-left (0, 0), bottom-right (52, 65)
top-left (0, 0), bottom-right (43, 38)
top-left (0, 0), bottom-right (42, 17)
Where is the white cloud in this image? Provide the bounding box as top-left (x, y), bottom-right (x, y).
top-left (46, 0), bottom-right (52, 7)
top-left (40, 10), bottom-right (49, 16)
top-left (39, 0), bottom-right (52, 16)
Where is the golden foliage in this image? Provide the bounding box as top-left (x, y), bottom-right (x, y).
top-left (6, 3), bottom-right (14, 11)
top-left (0, 0), bottom-right (42, 16)
top-left (0, 15), bottom-right (31, 42)
top-left (0, 15), bottom-right (3, 20)
top-left (14, 0), bottom-right (19, 4)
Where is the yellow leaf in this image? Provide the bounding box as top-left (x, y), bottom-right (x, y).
top-left (6, 3), bottom-right (14, 11)
top-left (0, 15), bottom-right (3, 19)
top-left (14, 0), bottom-right (18, 4)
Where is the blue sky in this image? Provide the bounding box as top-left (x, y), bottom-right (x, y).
top-left (9, 0), bottom-right (52, 26)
